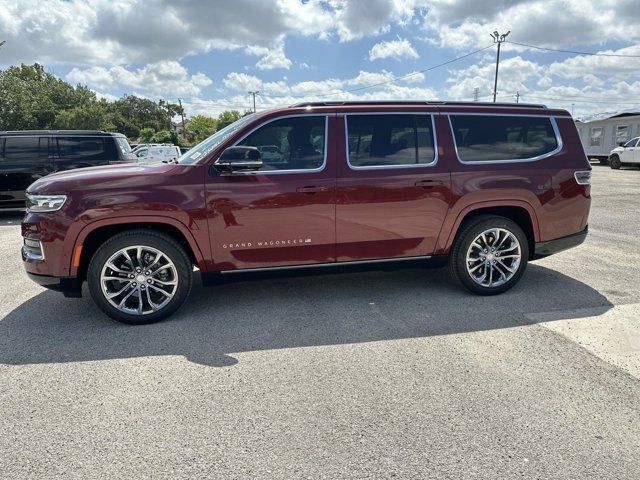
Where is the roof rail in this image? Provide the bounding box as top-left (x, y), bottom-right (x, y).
top-left (0, 129), bottom-right (112, 135)
top-left (290, 100), bottom-right (547, 109)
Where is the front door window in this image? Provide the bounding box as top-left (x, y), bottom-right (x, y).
top-left (236, 116), bottom-right (326, 172)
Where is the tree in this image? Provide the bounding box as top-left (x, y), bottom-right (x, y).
top-left (151, 130), bottom-right (181, 145)
top-left (54, 104), bottom-right (106, 130)
top-left (187, 115), bottom-right (217, 142)
top-left (0, 63), bottom-right (97, 130)
top-left (216, 110), bottom-right (242, 130)
top-left (138, 127), bottom-right (155, 143)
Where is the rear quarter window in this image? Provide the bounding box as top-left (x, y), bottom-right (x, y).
top-left (450, 115), bottom-right (559, 162)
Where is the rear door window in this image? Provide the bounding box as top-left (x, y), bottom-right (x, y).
top-left (57, 137), bottom-right (107, 161)
top-left (450, 115), bottom-right (559, 162)
top-left (346, 114), bottom-right (435, 168)
top-left (2, 136), bottom-right (49, 162)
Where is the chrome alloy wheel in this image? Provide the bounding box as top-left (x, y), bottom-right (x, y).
top-left (100, 245), bottom-right (178, 315)
top-left (465, 228), bottom-right (522, 288)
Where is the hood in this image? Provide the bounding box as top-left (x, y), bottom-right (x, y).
top-left (610, 146), bottom-right (624, 154)
top-left (27, 162), bottom-right (182, 195)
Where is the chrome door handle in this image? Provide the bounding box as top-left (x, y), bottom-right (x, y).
top-left (296, 185), bottom-right (329, 194)
top-left (415, 179), bottom-right (444, 188)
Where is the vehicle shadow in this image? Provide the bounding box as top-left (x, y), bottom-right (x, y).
top-left (0, 264), bottom-right (612, 367)
top-left (0, 212), bottom-right (24, 227)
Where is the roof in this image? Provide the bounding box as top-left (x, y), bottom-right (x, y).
top-left (0, 130), bottom-right (125, 136)
top-left (575, 110), bottom-right (640, 123)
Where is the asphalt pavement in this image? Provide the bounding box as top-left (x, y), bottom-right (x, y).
top-left (1, 165), bottom-right (639, 479)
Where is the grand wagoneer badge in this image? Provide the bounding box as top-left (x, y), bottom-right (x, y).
top-left (222, 238), bottom-right (312, 249)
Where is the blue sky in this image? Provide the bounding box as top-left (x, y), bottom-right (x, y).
top-left (1, 0), bottom-right (639, 119)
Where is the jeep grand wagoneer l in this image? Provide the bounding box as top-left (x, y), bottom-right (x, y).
top-left (21, 101), bottom-right (591, 324)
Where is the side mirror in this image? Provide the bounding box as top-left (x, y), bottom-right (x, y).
top-left (215, 146), bottom-right (263, 172)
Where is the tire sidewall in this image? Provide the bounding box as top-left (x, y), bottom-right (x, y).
top-left (88, 231), bottom-right (193, 324)
top-left (452, 217), bottom-right (529, 295)
top-left (610, 155), bottom-right (621, 169)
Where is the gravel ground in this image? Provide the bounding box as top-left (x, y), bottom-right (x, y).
top-left (1, 165), bottom-right (639, 479)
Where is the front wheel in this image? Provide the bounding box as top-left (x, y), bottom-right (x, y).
top-left (448, 215), bottom-right (529, 295)
top-left (87, 230), bottom-right (193, 324)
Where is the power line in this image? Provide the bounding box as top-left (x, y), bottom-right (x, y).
top-left (260, 44), bottom-right (495, 100)
top-left (507, 40), bottom-right (640, 58)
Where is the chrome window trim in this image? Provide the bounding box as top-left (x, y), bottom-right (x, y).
top-left (447, 114), bottom-right (564, 165)
top-left (225, 114), bottom-right (329, 175)
top-left (440, 111), bottom-right (572, 119)
top-left (343, 112), bottom-right (438, 171)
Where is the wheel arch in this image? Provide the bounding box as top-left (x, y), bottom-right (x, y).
top-left (71, 216), bottom-right (207, 279)
top-left (439, 201), bottom-right (539, 260)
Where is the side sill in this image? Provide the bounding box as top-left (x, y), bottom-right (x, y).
top-left (201, 255), bottom-right (448, 286)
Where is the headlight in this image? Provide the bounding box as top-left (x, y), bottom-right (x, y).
top-left (26, 194), bottom-right (67, 212)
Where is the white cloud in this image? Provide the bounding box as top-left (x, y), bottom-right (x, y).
top-left (66, 61), bottom-right (212, 98)
top-left (222, 73), bottom-right (262, 92)
top-left (423, 0), bottom-right (640, 50)
top-left (348, 70), bottom-right (395, 85)
top-left (244, 43), bottom-right (293, 70)
top-left (369, 38), bottom-right (419, 61)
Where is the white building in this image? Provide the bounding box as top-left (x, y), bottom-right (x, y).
top-left (575, 111), bottom-right (640, 163)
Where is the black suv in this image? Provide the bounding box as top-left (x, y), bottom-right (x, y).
top-left (0, 130), bottom-right (135, 210)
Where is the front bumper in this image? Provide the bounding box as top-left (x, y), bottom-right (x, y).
top-left (533, 226), bottom-right (588, 259)
top-left (26, 272), bottom-right (83, 297)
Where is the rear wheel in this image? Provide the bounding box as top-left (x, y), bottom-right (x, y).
top-left (87, 230), bottom-right (193, 324)
top-left (609, 155), bottom-right (622, 169)
top-left (448, 215), bottom-right (529, 295)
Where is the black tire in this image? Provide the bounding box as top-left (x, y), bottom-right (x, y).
top-left (448, 215), bottom-right (529, 296)
top-left (609, 155), bottom-right (622, 169)
top-left (87, 230), bottom-right (193, 324)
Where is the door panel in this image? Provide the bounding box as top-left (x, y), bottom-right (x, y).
top-left (206, 114), bottom-right (337, 271)
top-left (336, 113), bottom-right (452, 261)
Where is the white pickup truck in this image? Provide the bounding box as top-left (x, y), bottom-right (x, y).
top-left (608, 137), bottom-right (640, 169)
top-left (134, 144), bottom-right (181, 163)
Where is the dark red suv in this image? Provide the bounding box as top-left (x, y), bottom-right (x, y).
top-left (21, 101), bottom-right (591, 324)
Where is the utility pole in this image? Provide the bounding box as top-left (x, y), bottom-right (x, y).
top-left (515, 91), bottom-right (520, 103)
top-left (248, 91), bottom-right (259, 113)
top-left (490, 30), bottom-right (510, 102)
top-left (571, 103), bottom-right (575, 117)
top-left (178, 98), bottom-right (186, 139)
top-left (473, 87), bottom-right (479, 102)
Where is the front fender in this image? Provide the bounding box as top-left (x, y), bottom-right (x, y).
top-left (67, 213), bottom-right (208, 276)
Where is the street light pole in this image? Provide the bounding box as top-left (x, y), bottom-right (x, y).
top-left (490, 31), bottom-right (510, 102)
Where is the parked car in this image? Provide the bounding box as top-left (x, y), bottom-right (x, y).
top-left (22, 101), bottom-right (591, 324)
top-left (608, 136), bottom-right (640, 169)
top-left (0, 130), bottom-right (135, 210)
top-left (134, 144), bottom-right (181, 163)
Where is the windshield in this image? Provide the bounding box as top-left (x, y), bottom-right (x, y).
top-left (116, 137), bottom-right (132, 154)
top-left (177, 114), bottom-right (257, 164)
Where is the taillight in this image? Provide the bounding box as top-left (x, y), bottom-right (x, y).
top-left (574, 171), bottom-right (591, 185)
